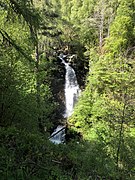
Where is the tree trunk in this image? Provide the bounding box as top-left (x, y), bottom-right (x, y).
top-left (35, 44), bottom-right (44, 133)
top-left (116, 100), bottom-right (126, 172)
top-left (99, 13), bottom-right (104, 50)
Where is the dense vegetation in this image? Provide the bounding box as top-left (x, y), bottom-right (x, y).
top-left (0, 0), bottom-right (135, 179)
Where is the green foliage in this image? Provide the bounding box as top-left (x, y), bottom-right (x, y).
top-left (1, 0), bottom-right (135, 179)
top-left (0, 127), bottom-right (71, 179)
top-left (0, 127), bottom-right (123, 179)
top-left (105, 0), bottom-right (135, 54)
top-left (0, 46), bottom-right (39, 131)
top-left (69, 0), bottom-right (135, 179)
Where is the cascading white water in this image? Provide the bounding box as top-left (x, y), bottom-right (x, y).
top-left (62, 59), bottom-right (80, 118)
top-left (49, 125), bottom-right (65, 144)
top-left (50, 54), bottom-right (80, 144)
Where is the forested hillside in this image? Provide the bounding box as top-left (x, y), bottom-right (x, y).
top-left (0, 0), bottom-right (135, 179)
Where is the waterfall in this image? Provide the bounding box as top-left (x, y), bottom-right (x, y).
top-left (63, 59), bottom-right (80, 118)
top-left (50, 54), bottom-right (80, 144)
top-left (49, 125), bottom-right (65, 144)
